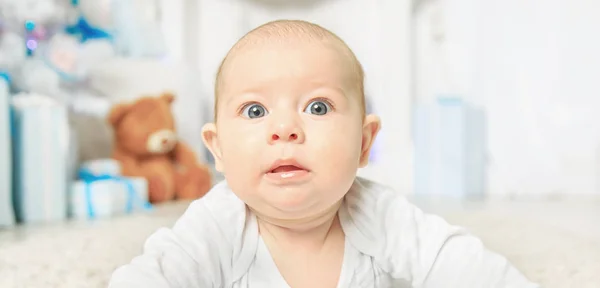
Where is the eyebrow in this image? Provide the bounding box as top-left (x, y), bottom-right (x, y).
top-left (226, 85), bottom-right (347, 105)
top-left (222, 74), bottom-right (353, 107)
top-left (223, 90), bottom-right (263, 107)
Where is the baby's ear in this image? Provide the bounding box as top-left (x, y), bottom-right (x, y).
top-left (202, 123), bottom-right (224, 172)
top-left (160, 92), bottom-right (176, 104)
top-left (359, 114), bottom-right (381, 167)
top-left (107, 103), bottom-right (132, 127)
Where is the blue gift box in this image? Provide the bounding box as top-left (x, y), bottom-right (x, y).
top-left (69, 167), bottom-right (151, 219)
top-left (11, 94), bottom-right (70, 224)
top-left (0, 73), bottom-right (15, 227)
top-left (413, 97), bottom-right (487, 199)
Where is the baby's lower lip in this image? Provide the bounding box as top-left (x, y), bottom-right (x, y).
top-left (264, 169), bottom-right (311, 184)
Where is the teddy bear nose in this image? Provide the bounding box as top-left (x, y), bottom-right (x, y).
top-left (161, 138), bottom-right (169, 146)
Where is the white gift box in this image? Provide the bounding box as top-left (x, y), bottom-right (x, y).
top-left (11, 93), bottom-right (69, 224)
top-left (0, 75), bottom-right (15, 227)
top-left (79, 158), bottom-right (121, 176)
top-left (413, 97), bottom-right (487, 198)
top-left (69, 176), bottom-right (150, 220)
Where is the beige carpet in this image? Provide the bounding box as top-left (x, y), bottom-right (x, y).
top-left (1, 198), bottom-right (599, 288)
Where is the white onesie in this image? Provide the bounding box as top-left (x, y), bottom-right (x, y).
top-left (109, 177), bottom-right (539, 288)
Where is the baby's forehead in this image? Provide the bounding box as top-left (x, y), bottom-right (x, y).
top-left (227, 34), bottom-right (346, 65)
top-left (222, 38), bottom-right (357, 84)
top-left (221, 44), bottom-right (355, 96)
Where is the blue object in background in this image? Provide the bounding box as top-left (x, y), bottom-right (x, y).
top-left (413, 96), bottom-right (487, 199)
top-left (65, 0), bottom-right (112, 43)
top-left (70, 168), bottom-right (151, 220)
top-left (0, 73), bottom-right (15, 227)
top-left (11, 95), bottom-right (69, 224)
top-left (65, 17), bottom-right (113, 43)
top-left (67, 159), bottom-right (151, 220)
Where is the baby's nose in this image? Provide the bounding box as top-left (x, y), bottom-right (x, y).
top-left (272, 132), bottom-right (298, 141)
top-left (269, 126), bottom-right (305, 144)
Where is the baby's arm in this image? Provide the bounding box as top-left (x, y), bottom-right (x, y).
top-left (420, 232), bottom-right (538, 287)
top-left (414, 211), bottom-right (539, 287)
top-left (390, 198), bottom-right (540, 287)
top-left (108, 200), bottom-right (224, 288)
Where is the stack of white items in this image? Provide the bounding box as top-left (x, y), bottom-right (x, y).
top-left (413, 97), bottom-right (487, 198)
top-left (69, 159), bottom-right (151, 220)
top-left (0, 73), bottom-right (15, 227)
top-left (11, 93), bottom-right (70, 224)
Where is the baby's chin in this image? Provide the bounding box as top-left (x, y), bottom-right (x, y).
top-left (246, 188), bottom-right (344, 228)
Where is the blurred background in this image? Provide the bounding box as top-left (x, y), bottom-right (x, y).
top-left (1, 0), bottom-right (599, 287)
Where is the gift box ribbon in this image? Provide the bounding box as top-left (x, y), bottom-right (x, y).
top-left (77, 168), bottom-right (152, 219)
top-left (0, 72), bottom-right (10, 83)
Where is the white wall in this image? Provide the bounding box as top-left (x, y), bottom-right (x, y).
top-left (416, 0), bottom-right (600, 196)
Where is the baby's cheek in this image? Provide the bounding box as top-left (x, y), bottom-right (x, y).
top-left (313, 128), bottom-right (362, 169)
top-left (222, 133), bottom-right (261, 163)
top-left (222, 123), bottom-right (263, 147)
top-left (319, 121), bottom-right (362, 151)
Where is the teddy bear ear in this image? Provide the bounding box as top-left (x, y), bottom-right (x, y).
top-left (161, 92), bottom-right (176, 104)
top-left (107, 103), bottom-right (132, 126)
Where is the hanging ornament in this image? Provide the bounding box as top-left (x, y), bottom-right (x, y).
top-left (24, 20), bottom-right (38, 56)
top-left (64, 17), bottom-right (112, 43)
top-left (65, 0), bottom-right (113, 43)
top-left (42, 33), bottom-right (82, 82)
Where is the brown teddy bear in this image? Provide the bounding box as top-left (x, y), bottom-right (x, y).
top-left (107, 92), bottom-right (212, 203)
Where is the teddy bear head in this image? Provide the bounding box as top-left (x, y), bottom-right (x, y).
top-left (108, 92), bottom-right (178, 156)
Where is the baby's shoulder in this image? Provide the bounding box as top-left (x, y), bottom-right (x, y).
top-left (340, 177), bottom-right (424, 254)
top-left (341, 177), bottom-right (467, 280)
top-left (343, 176), bottom-right (409, 213)
top-left (198, 180), bottom-right (247, 213)
top-left (182, 180), bottom-right (250, 240)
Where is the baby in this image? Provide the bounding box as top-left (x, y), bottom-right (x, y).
top-left (109, 20), bottom-right (538, 288)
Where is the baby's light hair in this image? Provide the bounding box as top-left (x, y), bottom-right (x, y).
top-left (213, 19), bottom-right (365, 121)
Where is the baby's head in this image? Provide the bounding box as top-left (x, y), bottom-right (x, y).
top-left (202, 20), bottom-right (380, 227)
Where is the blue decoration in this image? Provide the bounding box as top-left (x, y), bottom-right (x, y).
top-left (71, 0), bottom-right (80, 6)
top-left (24, 21), bottom-right (37, 56)
top-left (0, 72), bottom-right (10, 84)
top-left (77, 168), bottom-right (152, 219)
top-left (0, 70), bottom-right (14, 227)
top-left (65, 17), bottom-right (112, 43)
top-left (24, 21), bottom-right (35, 32)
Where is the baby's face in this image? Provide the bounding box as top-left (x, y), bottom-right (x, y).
top-left (204, 41), bottom-right (378, 221)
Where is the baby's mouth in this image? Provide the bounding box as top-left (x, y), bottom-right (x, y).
top-left (270, 165), bottom-right (306, 173)
top-left (265, 162), bottom-right (311, 182)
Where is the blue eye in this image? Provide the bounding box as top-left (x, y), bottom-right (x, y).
top-left (304, 100), bottom-right (331, 115)
top-left (242, 103), bottom-right (268, 119)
